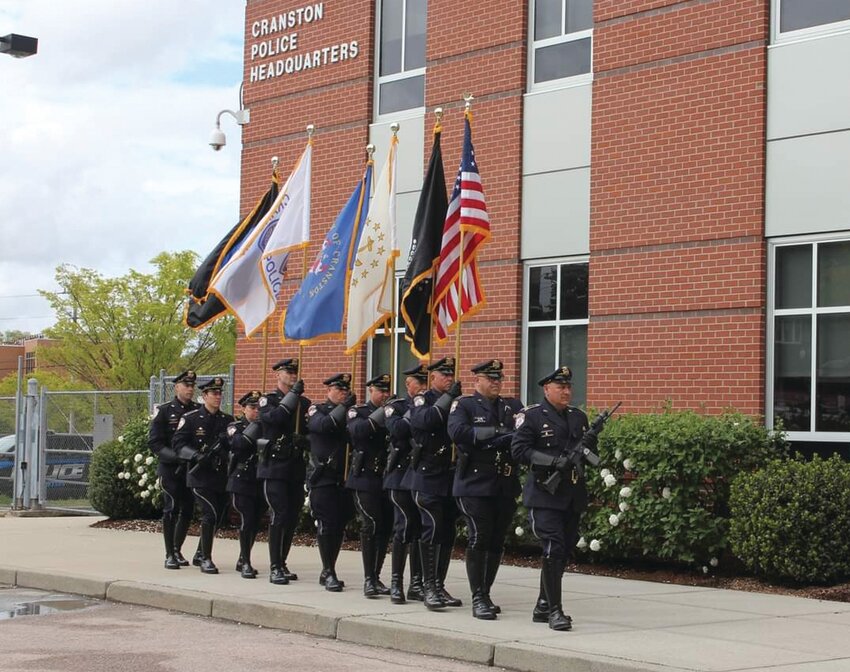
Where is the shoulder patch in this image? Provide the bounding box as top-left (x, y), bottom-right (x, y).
top-left (227, 425), bottom-right (237, 437)
top-left (308, 405), bottom-right (317, 417)
top-left (177, 417), bottom-right (186, 430)
top-left (347, 407), bottom-right (358, 419)
top-left (259, 396), bottom-right (268, 407)
top-left (414, 395), bottom-right (425, 407)
top-left (385, 406), bottom-right (394, 417)
top-left (450, 399), bottom-right (460, 413)
top-left (514, 413), bottom-right (525, 429)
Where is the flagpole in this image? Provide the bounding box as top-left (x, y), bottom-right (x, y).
top-left (387, 123), bottom-right (400, 392)
top-left (261, 155), bottom-right (280, 392)
top-left (454, 95), bottom-right (474, 374)
top-left (295, 124), bottom-right (315, 435)
top-left (427, 108), bottom-right (443, 368)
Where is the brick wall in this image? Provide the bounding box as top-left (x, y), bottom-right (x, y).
top-left (589, 0), bottom-right (769, 414)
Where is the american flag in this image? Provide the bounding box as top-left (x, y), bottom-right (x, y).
top-left (433, 112), bottom-right (490, 341)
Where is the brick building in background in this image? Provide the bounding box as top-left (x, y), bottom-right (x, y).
top-left (235, 1), bottom-right (850, 451)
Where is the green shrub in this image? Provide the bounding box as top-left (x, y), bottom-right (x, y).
top-left (89, 415), bottom-right (160, 519)
top-left (729, 455), bottom-right (850, 584)
top-left (575, 408), bottom-right (786, 568)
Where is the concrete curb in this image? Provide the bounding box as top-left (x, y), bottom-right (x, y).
top-left (337, 616), bottom-right (496, 665)
top-left (212, 597), bottom-right (339, 638)
top-left (493, 642), bottom-right (675, 672)
top-left (106, 581), bottom-right (213, 617)
top-left (15, 570), bottom-right (112, 599)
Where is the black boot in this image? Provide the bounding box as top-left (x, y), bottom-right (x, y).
top-left (360, 533), bottom-right (379, 598)
top-left (467, 549), bottom-right (496, 620)
top-left (374, 535), bottom-right (390, 595)
top-left (532, 571), bottom-right (550, 623)
top-left (389, 539), bottom-right (407, 604)
top-left (484, 551), bottom-right (502, 614)
top-left (437, 543), bottom-right (462, 607)
top-left (173, 513), bottom-right (192, 566)
top-left (199, 523), bottom-right (218, 574)
top-left (407, 541), bottom-right (424, 601)
top-left (268, 525), bottom-right (288, 585)
top-left (162, 513), bottom-right (180, 569)
top-left (238, 529), bottom-right (257, 578)
top-left (318, 534), bottom-right (343, 592)
top-left (542, 556), bottom-right (571, 631)
top-left (419, 541), bottom-right (446, 610)
top-left (281, 524), bottom-right (299, 581)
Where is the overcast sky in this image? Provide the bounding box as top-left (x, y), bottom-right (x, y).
top-left (0, 0), bottom-right (246, 336)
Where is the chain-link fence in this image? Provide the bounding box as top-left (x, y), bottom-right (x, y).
top-left (149, 366), bottom-right (236, 415)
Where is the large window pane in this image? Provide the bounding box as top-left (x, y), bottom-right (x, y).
top-left (527, 327), bottom-right (555, 404)
top-left (818, 241), bottom-right (850, 308)
top-left (560, 263), bottom-right (589, 320)
top-left (379, 75), bottom-right (424, 115)
top-left (535, 0), bottom-right (562, 40)
top-left (773, 315), bottom-right (812, 431)
top-left (404, 0), bottom-right (427, 71)
top-left (395, 337), bottom-right (419, 396)
top-left (565, 0), bottom-right (593, 33)
top-left (534, 37), bottom-right (591, 83)
top-left (380, 0), bottom-right (403, 76)
top-left (775, 245), bottom-right (812, 309)
top-left (780, 0), bottom-right (850, 33)
top-left (372, 336), bottom-right (391, 384)
top-left (529, 265), bottom-right (557, 321)
top-left (816, 314), bottom-right (850, 432)
top-left (559, 324), bottom-right (588, 407)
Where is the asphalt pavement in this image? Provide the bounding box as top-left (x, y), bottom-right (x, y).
top-left (2, 515), bottom-right (850, 672)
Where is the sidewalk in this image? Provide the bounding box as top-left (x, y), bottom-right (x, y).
top-left (2, 516), bottom-right (850, 672)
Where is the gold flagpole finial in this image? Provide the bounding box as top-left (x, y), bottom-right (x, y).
top-left (434, 107), bottom-right (443, 134)
top-left (463, 93), bottom-right (474, 110)
top-left (271, 156), bottom-right (279, 171)
top-left (390, 122), bottom-right (400, 138)
top-left (366, 143), bottom-right (376, 161)
top-left (306, 124), bottom-right (315, 139)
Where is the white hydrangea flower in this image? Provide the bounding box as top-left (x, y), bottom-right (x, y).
top-left (138, 479), bottom-right (146, 487)
top-left (140, 473), bottom-right (148, 482)
top-left (134, 454), bottom-right (143, 463)
top-left (147, 484), bottom-right (155, 492)
top-left (154, 481), bottom-right (161, 490)
top-left (145, 456), bottom-right (154, 465)
top-left (614, 448), bottom-right (622, 460)
top-left (608, 513), bottom-right (620, 527)
top-left (123, 458), bottom-right (130, 465)
top-left (603, 473), bottom-right (617, 488)
top-left (619, 486), bottom-right (632, 498)
top-left (623, 458), bottom-right (633, 471)
top-left (576, 536), bottom-right (588, 549)
top-left (619, 501), bottom-right (629, 512)
top-left (600, 468), bottom-right (611, 478)
top-left (710, 557), bottom-right (719, 567)
top-left (117, 436), bottom-right (124, 443)
top-left (662, 487), bottom-right (672, 499)
top-left (136, 466), bottom-right (145, 474)
top-left (514, 526), bottom-right (524, 537)
top-left (702, 565), bottom-right (709, 574)
top-left (589, 539), bottom-right (602, 552)
top-left (140, 490), bottom-right (150, 499)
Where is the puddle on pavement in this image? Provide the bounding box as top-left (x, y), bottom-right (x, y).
top-left (0, 591), bottom-right (100, 620)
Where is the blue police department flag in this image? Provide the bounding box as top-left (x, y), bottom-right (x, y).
top-left (281, 162), bottom-right (373, 343)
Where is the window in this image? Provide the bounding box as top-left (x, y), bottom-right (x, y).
top-left (376, 0), bottom-right (426, 117)
top-left (24, 351), bottom-right (35, 375)
top-left (523, 261), bottom-right (589, 406)
top-left (774, 0), bottom-right (850, 40)
top-left (530, 0), bottom-right (593, 88)
top-left (769, 238), bottom-right (850, 440)
top-left (367, 275), bottom-right (420, 396)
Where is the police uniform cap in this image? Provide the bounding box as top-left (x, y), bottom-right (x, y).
top-left (322, 372), bottom-right (351, 390)
top-left (199, 377), bottom-right (225, 392)
top-left (537, 366), bottom-right (573, 387)
top-left (401, 363), bottom-right (429, 382)
top-left (272, 358), bottom-right (299, 373)
top-left (366, 373), bottom-right (391, 391)
top-left (173, 370), bottom-right (197, 385)
top-left (426, 357), bottom-right (456, 376)
top-left (471, 359), bottom-right (504, 380)
top-left (238, 390), bottom-right (262, 406)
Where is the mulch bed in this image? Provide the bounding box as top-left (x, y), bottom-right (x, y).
top-left (91, 518), bottom-right (850, 603)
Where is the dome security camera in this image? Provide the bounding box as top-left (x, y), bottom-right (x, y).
top-left (209, 127), bottom-right (226, 151)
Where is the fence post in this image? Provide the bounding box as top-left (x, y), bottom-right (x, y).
top-left (37, 385), bottom-right (48, 508)
top-left (149, 375), bottom-right (157, 413)
top-left (159, 368), bottom-right (166, 406)
top-left (12, 356), bottom-right (24, 509)
top-left (21, 378), bottom-right (38, 510)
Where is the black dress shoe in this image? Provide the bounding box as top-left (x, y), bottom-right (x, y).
top-left (324, 571), bottom-right (343, 592)
top-left (164, 554), bottom-right (181, 570)
top-left (363, 578), bottom-right (379, 598)
top-left (174, 552), bottom-right (190, 567)
top-left (240, 563), bottom-right (257, 579)
top-left (548, 607), bottom-right (572, 631)
top-left (200, 558), bottom-right (219, 574)
top-left (374, 579), bottom-right (390, 596)
top-left (319, 569), bottom-right (344, 588)
top-left (281, 564), bottom-right (298, 581)
top-left (269, 566), bottom-right (289, 585)
top-left (439, 588), bottom-right (463, 607)
top-left (235, 557), bottom-right (244, 572)
top-left (192, 550), bottom-right (204, 567)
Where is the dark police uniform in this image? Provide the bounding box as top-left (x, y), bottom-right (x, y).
top-left (447, 359), bottom-right (523, 620)
top-left (307, 372), bottom-right (356, 592)
top-left (226, 390), bottom-right (268, 579)
top-left (346, 374), bottom-right (393, 598)
top-left (173, 377), bottom-right (233, 574)
top-left (148, 369), bottom-right (199, 569)
top-left (258, 358), bottom-right (310, 585)
top-left (383, 363), bottom-right (429, 603)
top-left (409, 357), bottom-right (463, 610)
top-left (511, 366), bottom-right (590, 632)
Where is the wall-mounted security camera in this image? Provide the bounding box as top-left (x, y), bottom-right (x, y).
top-left (208, 108), bottom-right (250, 152)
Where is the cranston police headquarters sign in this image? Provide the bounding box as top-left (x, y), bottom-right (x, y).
top-left (248, 3), bottom-right (360, 84)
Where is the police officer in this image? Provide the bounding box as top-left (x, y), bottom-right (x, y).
top-left (511, 366), bottom-right (594, 631)
top-left (409, 357), bottom-right (463, 610)
top-left (226, 390), bottom-right (268, 579)
top-left (307, 373), bottom-right (356, 592)
top-left (148, 370), bottom-right (199, 570)
top-left (258, 358), bottom-right (310, 585)
top-left (173, 377), bottom-right (234, 574)
top-left (448, 359), bottom-right (523, 620)
top-left (383, 363), bottom-right (428, 604)
top-left (346, 373), bottom-right (393, 598)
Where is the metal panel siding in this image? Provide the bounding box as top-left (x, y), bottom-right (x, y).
top-left (521, 168), bottom-right (590, 259)
top-left (522, 85), bottom-right (592, 175)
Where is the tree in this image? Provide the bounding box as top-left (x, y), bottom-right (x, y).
top-left (1, 330), bottom-right (37, 344)
top-left (38, 252), bottom-right (236, 390)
